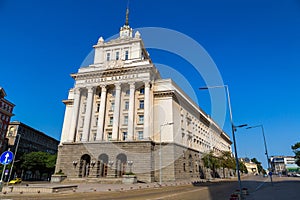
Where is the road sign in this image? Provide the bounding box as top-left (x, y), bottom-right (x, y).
top-left (0, 151), bottom-right (14, 165)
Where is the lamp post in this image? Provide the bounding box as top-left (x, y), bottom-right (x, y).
top-left (246, 124), bottom-right (273, 185)
top-left (199, 85), bottom-right (246, 196)
top-left (7, 134), bottom-right (21, 185)
top-left (159, 122), bottom-right (173, 186)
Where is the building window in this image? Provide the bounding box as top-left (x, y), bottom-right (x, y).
top-left (82, 103), bottom-right (87, 113)
top-left (81, 118), bottom-right (84, 127)
top-left (124, 116), bottom-right (128, 125)
top-left (139, 100), bottom-right (144, 109)
top-left (79, 133), bottom-right (83, 141)
top-left (123, 132), bottom-right (127, 141)
top-left (93, 133), bottom-right (97, 141)
top-left (97, 103), bottom-right (100, 112)
top-left (116, 51), bottom-right (119, 60)
top-left (125, 50), bottom-right (129, 60)
top-left (109, 117), bottom-right (113, 125)
top-left (138, 131), bottom-right (143, 139)
top-left (139, 88), bottom-right (145, 94)
top-left (95, 117), bottom-right (98, 126)
top-left (111, 90), bottom-right (116, 97)
top-left (107, 52), bottom-right (110, 61)
top-left (107, 132), bottom-right (112, 140)
top-left (110, 102), bottom-right (115, 111)
top-left (125, 89), bottom-right (130, 96)
top-left (138, 115), bottom-right (144, 124)
top-left (124, 101), bottom-right (129, 110)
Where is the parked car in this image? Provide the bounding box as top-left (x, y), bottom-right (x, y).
top-left (293, 173), bottom-right (300, 177)
top-left (8, 178), bottom-right (22, 184)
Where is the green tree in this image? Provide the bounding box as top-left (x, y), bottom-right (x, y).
top-left (292, 142), bottom-right (300, 166)
top-left (202, 151), bottom-right (220, 178)
top-left (251, 158), bottom-right (264, 174)
top-left (21, 152), bottom-right (57, 180)
top-left (220, 151), bottom-right (235, 178)
top-left (239, 161), bottom-right (248, 174)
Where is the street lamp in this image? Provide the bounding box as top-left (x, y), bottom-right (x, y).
top-left (199, 85), bottom-right (246, 196)
top-left (246, 124), bottom-right (273, 185)
top-left (159, 121), bottom-right (173, 186)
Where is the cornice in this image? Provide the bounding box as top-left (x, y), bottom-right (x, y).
top-left (62, 99), bottom-right (74, 105)
top-left (153, 90), bottom-right (179, 104)
top-left (73, 65), bottom-right (154, 81)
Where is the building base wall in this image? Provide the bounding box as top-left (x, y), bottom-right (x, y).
top-left (55, 141), bottom-right (210, 183)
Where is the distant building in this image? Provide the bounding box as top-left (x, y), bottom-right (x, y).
top-left (270, 156), bottom-right (300, 174)
top-left (0, 87), bottom-right (15, 153)
top-left (6, 121), bottom-right (59, 155)
top-left (240, 158), bottom-right (258, 175)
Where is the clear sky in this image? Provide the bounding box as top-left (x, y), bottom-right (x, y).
top-left (1, 0), bottom-right (299, 168)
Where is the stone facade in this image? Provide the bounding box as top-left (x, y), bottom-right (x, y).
top-left (55, 9), bottom-right (232, 183)
top-left (6, 121), bottom-right (59, 155)
top-left (0, 87), bottom-right (15, 153)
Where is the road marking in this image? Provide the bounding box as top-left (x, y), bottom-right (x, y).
top-left (145, 187), bottom-right (208, 200)
top-left (255, 179), bottom-right (269, 191)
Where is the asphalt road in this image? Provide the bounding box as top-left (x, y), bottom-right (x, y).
top-left (2, 175), bottom-right (300, 200)
top-left (0, 181), bottom-right (239, 200)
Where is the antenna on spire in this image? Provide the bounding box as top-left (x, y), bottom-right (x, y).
top-left (125, 0), bottom-right (130, 26)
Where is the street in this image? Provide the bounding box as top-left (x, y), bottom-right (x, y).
top-left (2, 175), bottom-right (300, 200)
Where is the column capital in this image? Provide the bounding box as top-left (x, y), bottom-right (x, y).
top-left (144, 81), bottom-right (151, 88)
top-left (115, 83), bottom-right (121, 90)
top-left (100, 85), bottom-right (107, 92)
top-left (74, 87), bottom-right (82, 94)
top-left (86, 86), bottom-right (95, 93)
top-left (129, 82), bottom-right (135, 89)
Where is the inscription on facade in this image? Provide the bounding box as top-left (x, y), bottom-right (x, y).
top-left (85, 74), bottom-right (138, 83)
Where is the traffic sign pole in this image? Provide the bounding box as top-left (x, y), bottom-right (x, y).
top-left (0, 151), bottom-right (14, 192)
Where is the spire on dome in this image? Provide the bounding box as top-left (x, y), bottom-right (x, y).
top-left (119, 2), bottom-right (133, 38)
top-left (125, 8), bottom-right (129, 26)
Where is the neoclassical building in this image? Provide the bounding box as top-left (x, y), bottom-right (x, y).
top-left (55, 10), bottom-right (232, 183)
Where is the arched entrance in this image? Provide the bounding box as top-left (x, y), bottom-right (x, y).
top-left (116, 153), bottom-right (127, 177)
top-left (97, 154), bottom-right (108, 177)
top-left (79, 154), bottom-right (91, 178)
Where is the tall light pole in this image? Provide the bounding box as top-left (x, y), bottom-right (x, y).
top-left (199, 85), bottom-right (246, 196)
top-left (7, 134), bottom-right (21, 184)
top-left (246, 125), bottom-right (273, 185)
top-left (159, 122), bottom-right (173, 186)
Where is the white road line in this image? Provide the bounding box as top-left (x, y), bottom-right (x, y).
top-left (255, 179), bottom-right (269, 191)
top-left (146, 187), bottom-right (208, 200)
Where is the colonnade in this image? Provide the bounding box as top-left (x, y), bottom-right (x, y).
top-left (67, 81), bottom-right (151, 142)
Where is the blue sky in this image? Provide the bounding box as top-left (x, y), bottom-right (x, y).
top-left (1, 0), bottom-right (299, 168)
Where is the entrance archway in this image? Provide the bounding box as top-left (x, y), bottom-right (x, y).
top-left (97, 154), bottom-right (108, 177)
top-left (116, 153), bottom-right (127, 177)
top-left (79, 154), bottom-right (91, 178)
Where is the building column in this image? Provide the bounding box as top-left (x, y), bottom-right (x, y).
top-left (96, 85), bottom-right (107, 141)
top-left (128, 82), bottom-right (135, 140)
top-left (143, 81), bottom-right (150, 139)
top-left (68, 87), bottom-right (82, 142)
top-left (82, 86), bottom-right (95, 142)
top-left (112, 83), bottom-right (121, 140)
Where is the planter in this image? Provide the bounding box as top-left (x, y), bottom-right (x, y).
top-left (51, 174), bottom-right (67, 183)
top-left (122, 175), bottom-right (137, 184)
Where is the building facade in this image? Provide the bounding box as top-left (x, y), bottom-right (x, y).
top-left (6, 121), bottom-right (59, 155)
top-left (0, 87), bottom-right (15, 153)
top-left (270, 156), bottom-right (300, 175)
top-left (55, 10), bottom-right (232, 183)
top-left (240, 158), bottom-right (259, 175)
